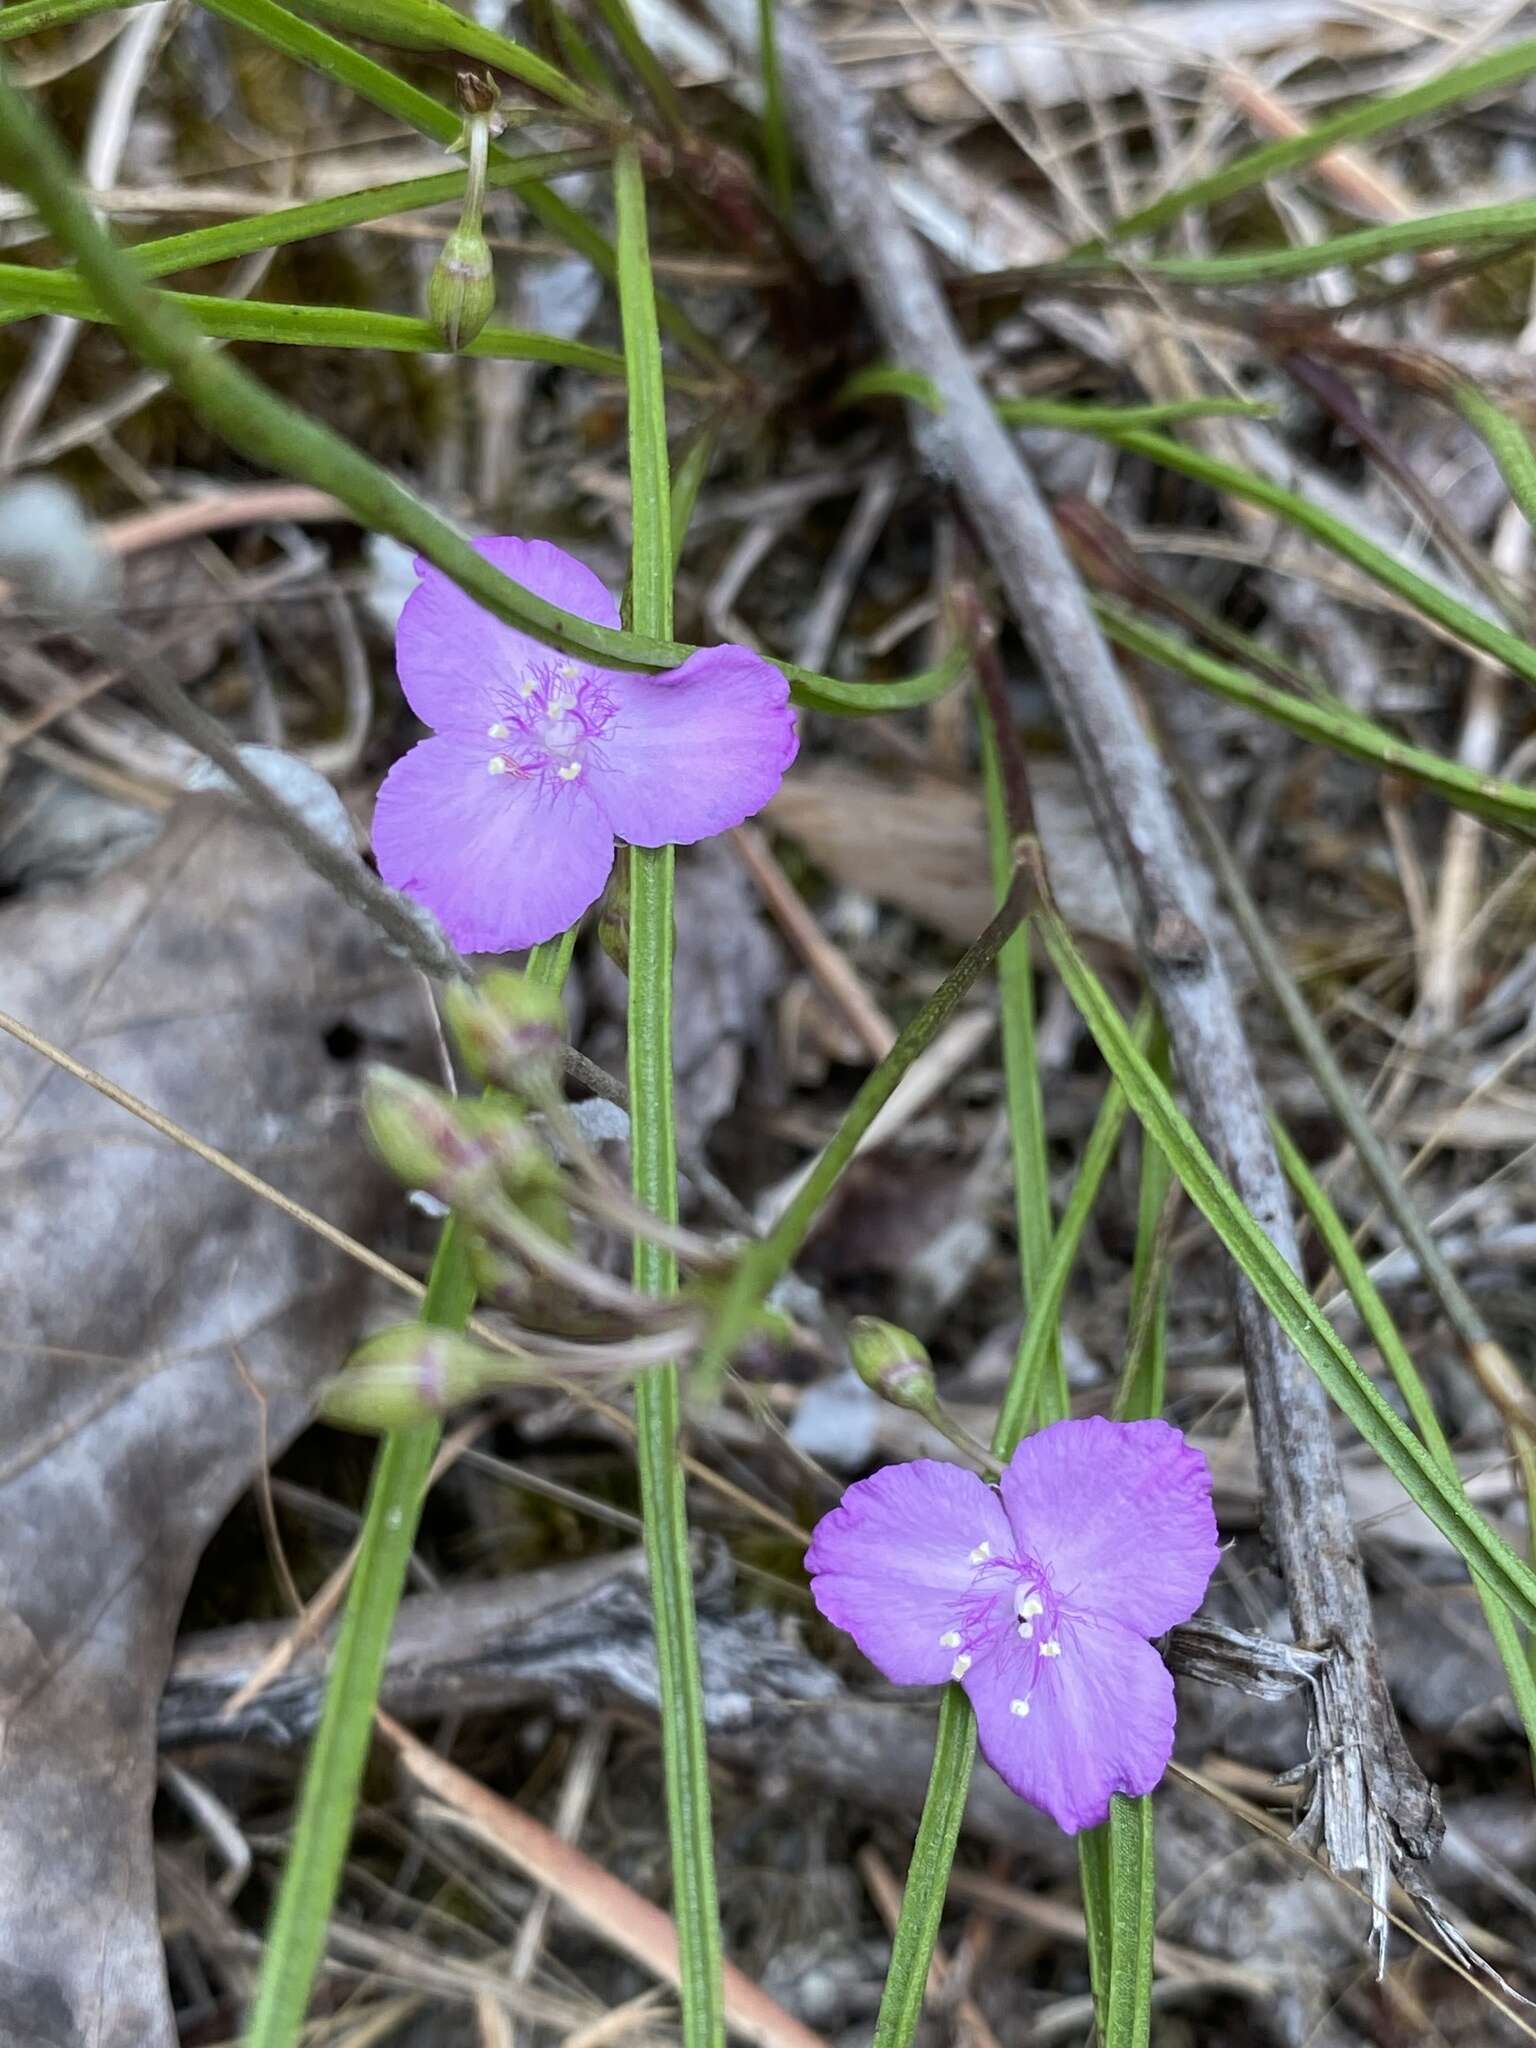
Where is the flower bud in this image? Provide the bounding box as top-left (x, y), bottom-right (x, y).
top-left (363, 1066), bottom-right (542, 1210)
top-left (428, 224), bottom-right (495, 352)
top-left (319, 1322), bottom-right (515, 1431)
top-left (848, 1317), bottom-right (938, 1415)
top-left (442, 972), bottom-right (566, 1104)
top-left (455, 69), bottom-right (501, 120)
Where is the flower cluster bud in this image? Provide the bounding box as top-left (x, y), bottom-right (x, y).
top-left (320, 1321), bottom-right (515, 1432)
top-left (848, 1316), bottom-right (939, 1415)
top-left (442, 971), bottom-right (566, 1105)
top-left (363, 1066), bottom-right (552, 1213)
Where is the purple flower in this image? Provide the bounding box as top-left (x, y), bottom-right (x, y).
top-left (373, 538), bottom-right (798, 953)
top-left (805, 1416), bottom-right (1218, 1833)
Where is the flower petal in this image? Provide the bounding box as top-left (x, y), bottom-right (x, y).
top-left (807, 1461), bottom-right (1012, 1686)
top-left (373, 733), bottom-right (614, 953)
top-left (395, 537), bottom-right (621, 734)
top-left (586, 643), bottom-right (798, 847)
top-left (999, 1416), bottom-right (1217, 1638)
top-left (963, 1610), bottom-right (1176, 1833)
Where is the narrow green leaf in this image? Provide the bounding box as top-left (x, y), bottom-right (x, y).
top-left (0, 262), bottom-right (629, 367)
top-left (592, 0), bottom-right (689, 137)
top-left (1103, 1793), bottom-right (1156, 2048)
top-left (757, 0), bottom-right (792, 213)
top-left (1106, 427), bottom-right (1536, 695)
top-left (1037, 903), bottom-right (1536, 1631)
top-left (840, 366), bottom-right (1270, 430)
top-left (0, 0), bottom-right (128, 37)
top-left (1456, 379), bottom-right (1536, 539)
top-left (1051, 195), bottom-right (1536, 286)
top-left (1276, 1122), bottom-right (1536, 1760)
top-left (1096, 599), bottom-right (1536, 841)
top-left (871, 1692), bottom-right (977, 2048)
top-left (993, 1014), bottom-right (1148, 1455)
top-left (615, 139), bottom-right (725, 2048)
top-left (243, 1221), bottom-right (475, 2048)
top-left (1083, 38), bottom-right (1536, 250)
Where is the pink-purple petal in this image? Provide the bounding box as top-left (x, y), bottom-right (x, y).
top-left (1000, 1416), bottom-right (1218, 1639)
top-left (962, 1610), bottom-right (1176, 1834)
top-left (586, 643), bottom-right (798, 847)
top-left (806, 1461), bottom-right (1013, 1687)
top-left (395, 538), bottom-right (621, 735)
top-left (372, 733), bottom-right (615, 953)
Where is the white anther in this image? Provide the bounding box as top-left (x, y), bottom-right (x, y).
top-left (487, 721), bottom-right (509, 739)
top-left (1017, 1622), bottom-right (1033, 1641)
top-left (1016, 1592), bottom-right (1044, 1620)
top-left (518, 676), bottom-right (537, 698)
top-left (557, 760), bottom-right (582, 780)
top-left (557, 662), bottom-right (581, 679)
top-left (950, 1653), bottom-right (972, 1680)
top-left (1009, 1698), bottom-right (1030, 1718)
top-left (939, 1631), bottom-right (961, 1649)
top-left (969, 1540), bottom-right (992, 1564)
top-left (1040, 1639), bottom-right (1061, 1658)
top-left (487, 755), bottom-right (508, 776)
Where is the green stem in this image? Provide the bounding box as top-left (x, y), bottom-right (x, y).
top-left (243, 1222), bottom-right (476, 2047)
top-left (615, 140), bottom-right (724, 2048)
top-left (757, 0), bottom-right (792, 213)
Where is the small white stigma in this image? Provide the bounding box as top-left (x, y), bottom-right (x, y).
top-left (487, 755), bottom-right (508, 776)
top-left (1017, 1621), bottom-right (1034, 1641)
top-left (939, 1631), bottom-right (961, 1649)
top-left (1009, 1698), bottom-right (1030, 1718)
top-left (557, 760), bottom-right (582, 780)
top-left (968, 1540), bottom-right (992, 1565)
top-left (1040, 1639), bottom-right (1062, 1658)
top-left (487, 721), bottom-right (509, 739)
top-left (950, 1653), bottom-right (972, 1680)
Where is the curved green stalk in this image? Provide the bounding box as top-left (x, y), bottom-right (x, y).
top-left (615, 140), bottom-right (724, 2048)
top-left (839, 367), bottom-right (1270, 430)
top-left (1456, 379), bottom-right (1536, 538)
top-left (243, 1222), bottom-right (476, 2047)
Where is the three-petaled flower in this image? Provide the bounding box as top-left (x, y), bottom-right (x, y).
top-left (374, 538), bottom-right (798, 953)
top-left (805, 1416), bottom-right (1218, 1832)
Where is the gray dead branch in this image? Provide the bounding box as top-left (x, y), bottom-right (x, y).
top-left (702, 0), bottom-right (1439, 1949)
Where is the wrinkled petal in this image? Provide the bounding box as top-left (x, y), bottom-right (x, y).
top-left (807, 1461), bottom-right (1012, 1686)
top-left (586, 643), bottom-right (798, 847)
top-left (1000, 1416), bottom-right (1217, 1639)
top-left (963, 1608), bottom-right (1176, 1833)
top-left (373, 733), bottom-right (614, 953)
top-left (395, 538), bottom-right (620, 734)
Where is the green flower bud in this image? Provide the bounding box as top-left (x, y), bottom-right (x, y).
top-left (320, 1322), bottom-right (516, 1431)
top-left (363, 1066), bottom-right (545, 1209)
top-left (442, 972), bottom-right (566, 1103)
top-left (848, 1317), bottom-right (938, 1414)
top-left (428, 225), bottom-right (495, 352)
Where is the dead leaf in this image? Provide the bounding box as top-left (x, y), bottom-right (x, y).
top-left (766, 763), bottom-right (1132, 947)
top-left (0, 797), bottom-right (433, 2048)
